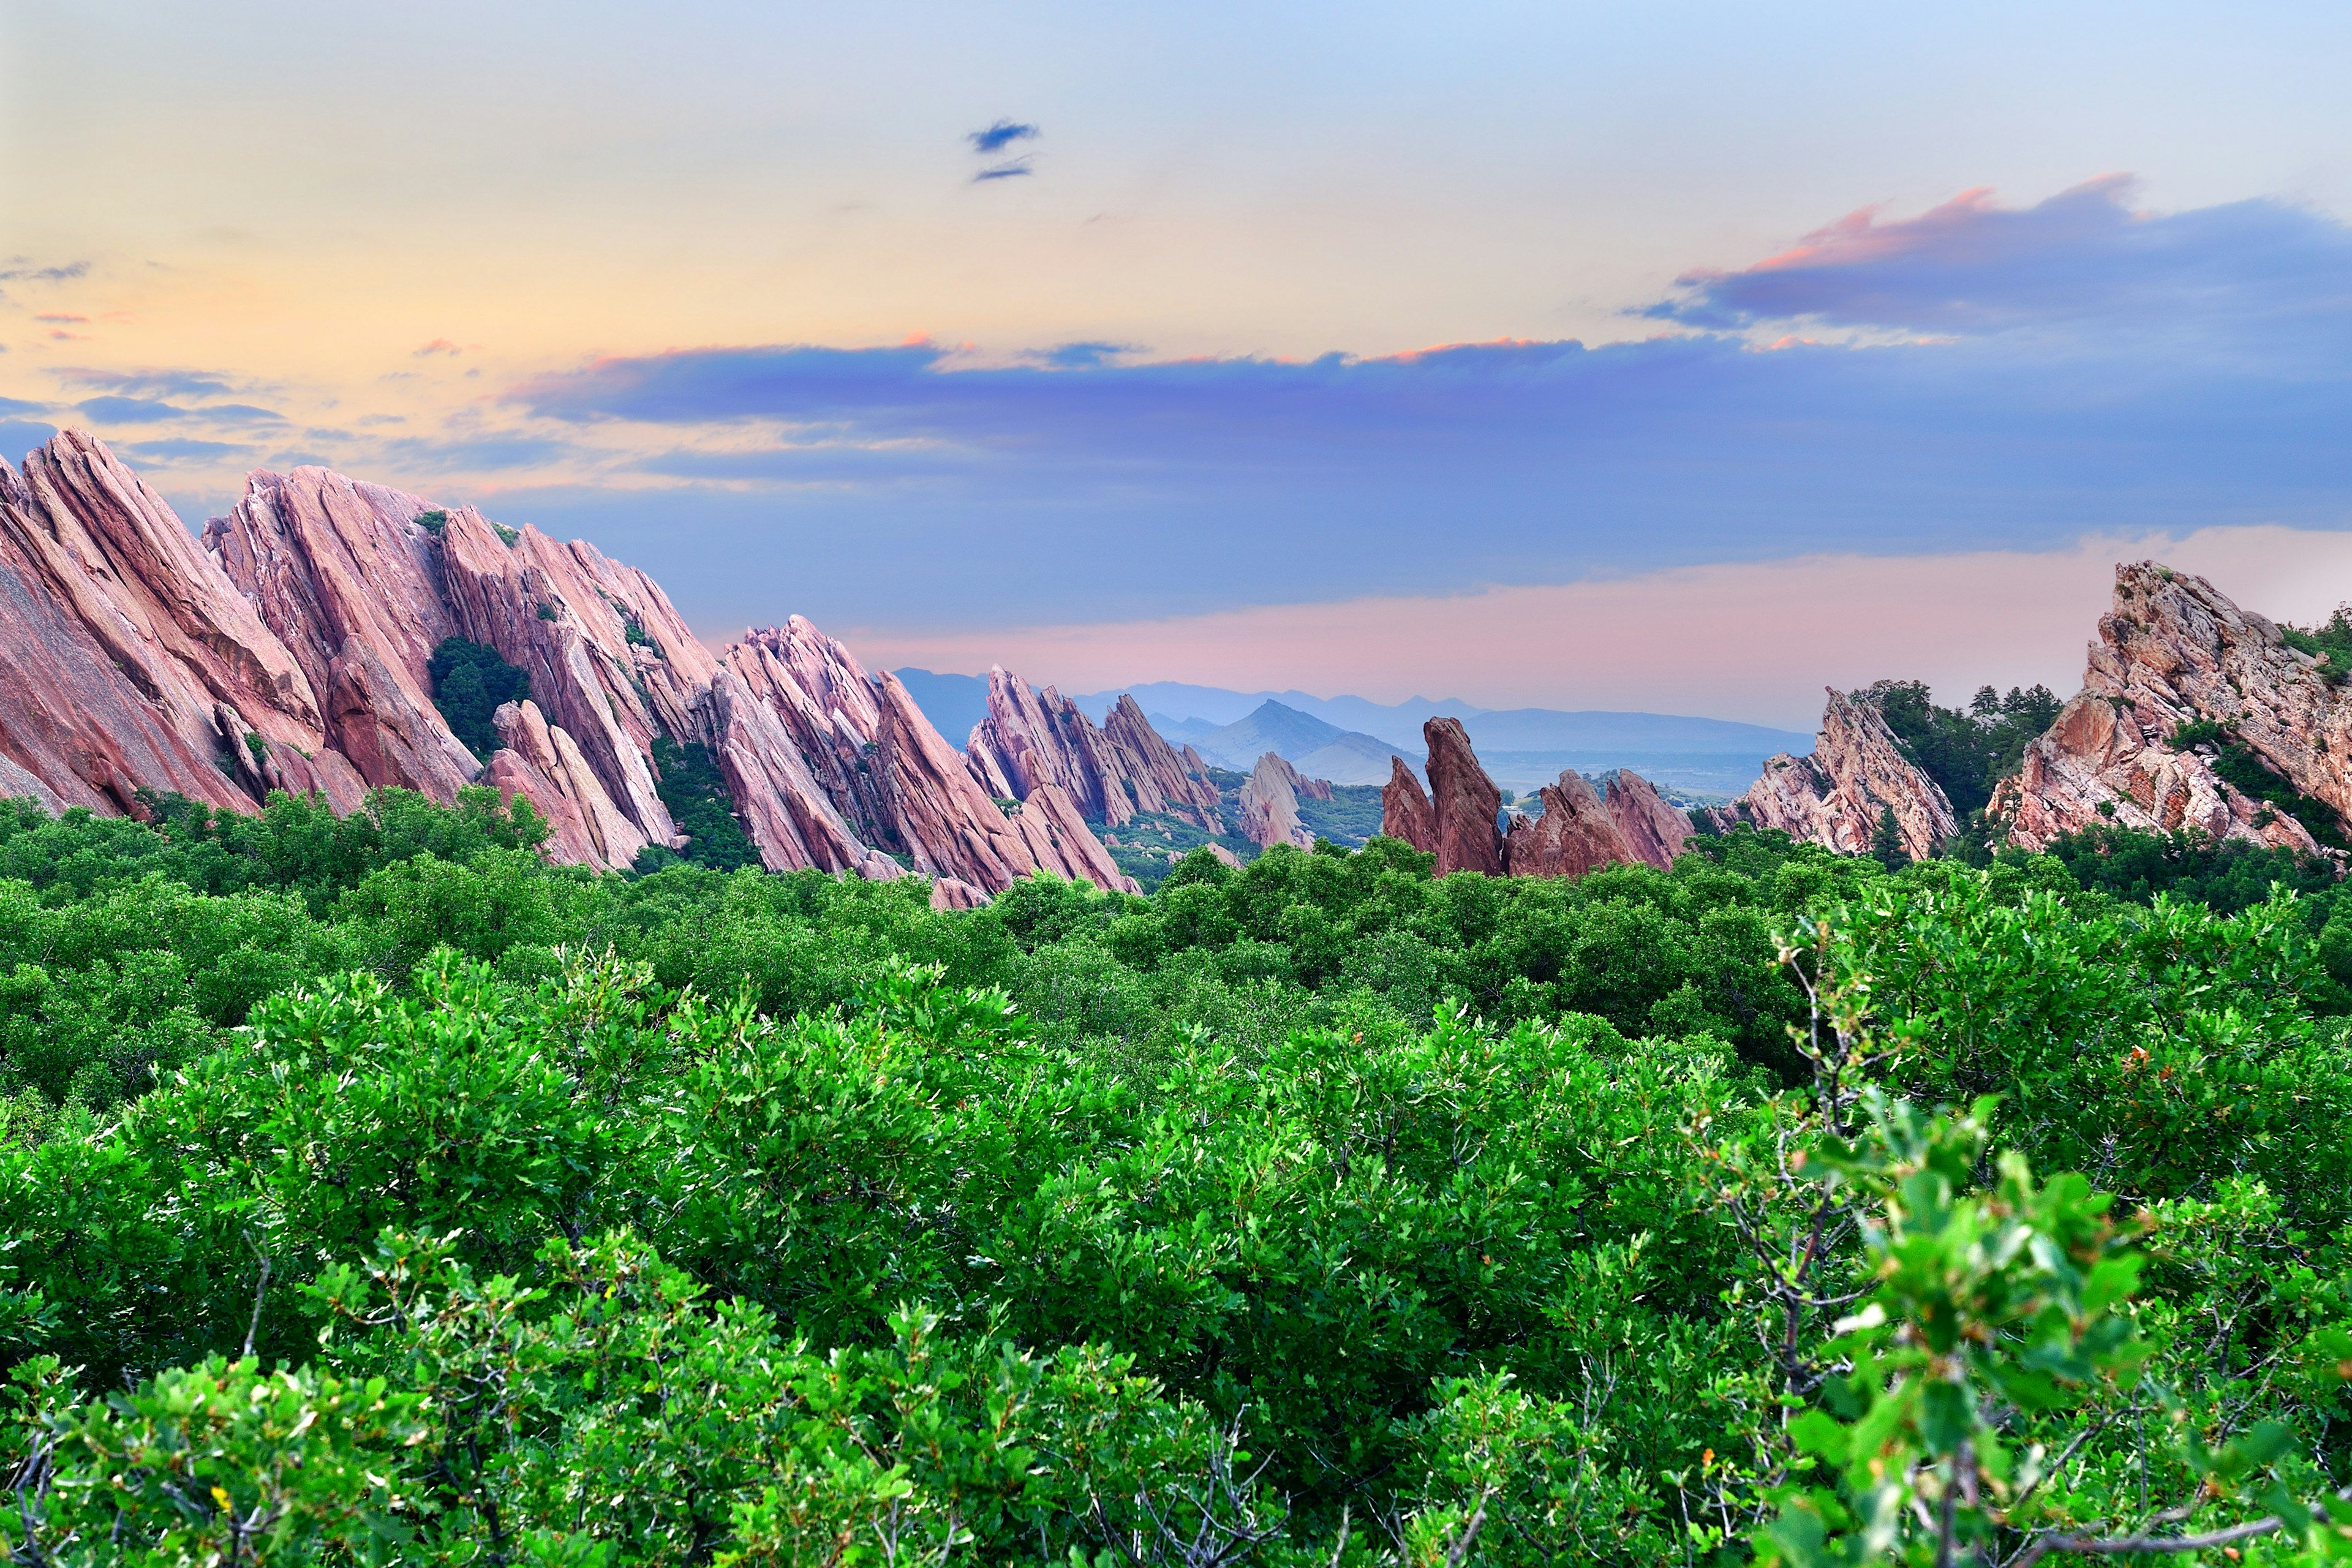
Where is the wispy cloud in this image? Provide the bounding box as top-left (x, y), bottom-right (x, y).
top-left (0, 260), bottom-right (89, 284)
top-left (119, 437), bottom-right (249, 462)
top-left (0, 396), bottom-right (48, 417)
top-left (1643, 175), bottom-right (2352, 348)
top-left (74, 395), bottom-right (284, 426)
top-left (1027, 341), bottom-right (1143, 369)
top-left (965, 119), bottom-right (1038, 156)
top-left (413, 338), bottom-right (463, 356)
top-left (32, 314), bottom-right (88, 325)
top-left (55, 367), bottom-right (252, 400)
top-left (967, 118), bottom-right (1039, 182)
top-left (494, 180), bottom-right (2352, 635)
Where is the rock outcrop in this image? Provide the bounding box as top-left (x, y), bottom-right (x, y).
top-left (481, 699), bottom-right (651, 872)
top-left (1422, 718), bottom-right (1506, 875)
top-left (1991, 564), bottom-right (2348, 853)
top-left (0, 431), bottom-right (368, 818)
top-left (1237, 752), bottom-right (1319, 850)
top-left (1709, 689), bottom-right (1956, 861)
top-left (1607, 771), bottom-right (1695, 871)
top-left (965, 669), bottom-right (1224, 834)
top-left (1381, 755), bottom-right (1438, 856)
top-left (1504, 770), bottom-right (1632, 878)
top-left (0, 432), bottom-right (1137, 903)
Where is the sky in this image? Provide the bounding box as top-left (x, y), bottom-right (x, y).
top-left (2, 1), bottom-right (2350, 728)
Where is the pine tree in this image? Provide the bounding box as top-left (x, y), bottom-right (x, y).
top-left (1871, 802), bottom-right (1908, 870)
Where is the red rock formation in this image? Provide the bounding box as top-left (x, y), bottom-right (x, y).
top-left (1381, 755), bottom-right (1437, 853)
top-left (434, 512), bottom-right (676, 848)
top-left (1237, 752), bottom-right (1317, 850)
top-left (0, 432), bottom-right (367, 816)
top-left (1423, 718), bottom-right (1505, 875)
top-left (481, 699), bottom-right (650, 872)
top-left (1102, 695), bottom-right (1226, 829)
top-left (872, 671), bottom-right (1139, 892)
top-left (965, 671), bottom-right (1226, 834)
top-left (1992, 564), bottom-right (2346, 852)
top-left (1504, 770), bottom-right (1634, 878)
top-left (0, 434), bottom-right (1133, 901)
top-left (1607, 771), bottom-right (1694, 870)
top-left (1713, 689), bottom-right (1956, 861)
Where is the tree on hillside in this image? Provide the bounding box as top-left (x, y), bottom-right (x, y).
top-left (1870, 804), bottom-right (1906, 870)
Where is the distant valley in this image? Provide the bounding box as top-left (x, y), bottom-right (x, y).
top-left (894, 672), bottom-right (1814, 798)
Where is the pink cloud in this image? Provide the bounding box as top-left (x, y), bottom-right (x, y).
top-left (830, 526), bottom-right (2352, 731)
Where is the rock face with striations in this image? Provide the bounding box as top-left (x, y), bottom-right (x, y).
top-left (1381, 755), bottom-right (1438, 856)
top-left (0, 432), bottom-right (1137, 903)
top-left (965, 668), bottom-right (1224, 834)
top-left (1709, 689), bottom-right (1956, 861)
top-left (1237, 752), bottom-right (1321, 850)
top-left (1607, 771), bottom-right (1695, 871)
top-left (0, 431), bottom-right (368, 818)
top-left (1421, 718), bottom-right (1506, 875)
top-left (1991, 564), bottom-right (2348, 853)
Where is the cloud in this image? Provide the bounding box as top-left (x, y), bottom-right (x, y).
top-left (0, 260), bottom-right (89, 283)
top-left (72, 396), bottom-right (282, 426)
top-left (846, 526), bottom-right (2352, 731)
top-left (973, 160), bottom-right (1033, 183)
top-left (965, 119), bottom-right (1039, 156)
top-left (119, 438), bottom-right (248, 462)
top-left (1027, 341), bottom-right (1144, 369)
top-left (0, 421), bottom-right (58, 462)
top-left (477, 179), bottom-right (2352, 640)
top-left (32, 314), bottom-right (88, 325)
top-left (1645, 175), bottom-right (2352, 344)
top-left (0, 396), bottom-right (48, 417)
top-left (54, 367), bottom-right (251, 400)
top-left (413, 338), bottom-right (463, 356)
top-left (378, 434), bottom-right (573, 470)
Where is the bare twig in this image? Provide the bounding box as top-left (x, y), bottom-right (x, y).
top-left (240, 1232), bottom-right (272, 1360)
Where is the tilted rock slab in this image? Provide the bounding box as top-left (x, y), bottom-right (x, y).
top-left (1237, 751), bottom-right (1318, 850)
top-left (0, 434), bottom-right (1131, 901)
top-left (483, 699), bottom-right (650, 872)
top-left (1422, 717), bottom-right (1506, 875)
top-left (1607, 771), bottom-right (1695, 871)
top-left (0, 432), bottom-right (367, 816)
top-left (1992, 563), bottom-right (2345, 853)
top-left (966, 669), bottom-right (1225, 834)
top-left (1381, 755), bottom-right (1438, 856)
top-left (1711, 688), bottom-right (1956, 861)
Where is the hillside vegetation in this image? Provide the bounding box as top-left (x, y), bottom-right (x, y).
top-left (6, 789), bottom-right (2352, 1563)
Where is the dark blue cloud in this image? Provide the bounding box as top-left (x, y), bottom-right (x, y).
top-left (966, 119), bottom-right (1038, 156)
top-left (973, 161), bottom-right (1033, 183)
top-left (1645, 176), bottom-right (2352, 350)
top-left (379, 434), bottom-right (572, 470)
top-left (74, 396), bottom-right (284, 426)
top-left (0, 396), bottom-right (48, 417)
top-left (480, 181), bottom-right (2352, 633)
top-left (0, 421), bottom-right (58, 464)
top-left (119, 438), bottom-right (247, 462)
top-left (1027, 341), bottom-right (1144, 369)
top-left (55, 368), bottom-right (248, 400)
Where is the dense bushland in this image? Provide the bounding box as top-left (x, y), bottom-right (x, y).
top-left (6, 790), bottom-right (2352, 1562)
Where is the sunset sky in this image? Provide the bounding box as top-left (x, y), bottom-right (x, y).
top-left (4, 1), bottom-right (2350, 727)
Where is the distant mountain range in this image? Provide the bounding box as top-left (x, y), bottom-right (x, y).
top-left (894, 673), bottom-right (1816, 799)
